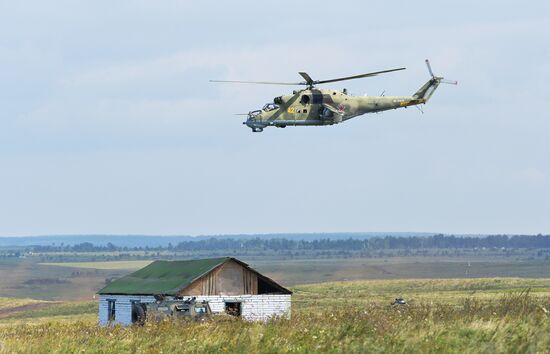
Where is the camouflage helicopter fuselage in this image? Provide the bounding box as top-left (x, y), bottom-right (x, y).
top-left (211, 60), bottom-right (456, 132)
top-left (245, 79), bottom-right (437, 132)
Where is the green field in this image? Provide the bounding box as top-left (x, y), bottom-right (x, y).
top-left (42, 260), bottom-right (154, 270)
top-left (1, 278), bottom-right (550, 353)
top-left (4, 254), bottom-right (550, 302)
top-left (2, 251), bottom-right (549, 351)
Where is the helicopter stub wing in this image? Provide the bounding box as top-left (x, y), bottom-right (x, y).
top-left (322, 103), bottom-right (344, 123)
top-left (322, 103), bottom-right (341, 114)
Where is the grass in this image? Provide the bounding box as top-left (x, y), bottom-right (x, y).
top-left (251, 257), bottom-right (550, 285)
top-left (0, 298), bottom-right (97, 326)
top-left (41, 260), bottom-right (153, 270)
top-left (0, 301), bottom-right (97, 321)
top-left (293, 278), bottom-right (550, 307)
top-left (1, 278), bottom-right (550, 352)
top-left (0, 297), bottom-right (46, 311)
top-left (2, 254), bottom-right (550, 301)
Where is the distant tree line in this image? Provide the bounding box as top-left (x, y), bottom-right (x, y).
top-left (21, 234), bottom-right (550, 253)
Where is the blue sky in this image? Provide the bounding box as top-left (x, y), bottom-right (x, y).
top-left (0, 1), bottom-right (548, 236)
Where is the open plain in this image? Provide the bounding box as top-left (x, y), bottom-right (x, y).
top-left (1, 277), bottom-right (550, 353)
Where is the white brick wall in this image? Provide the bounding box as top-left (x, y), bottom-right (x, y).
top-left (195, 295), bottom-right (291, 321)
top-left (99, 294), bottom-right (291, 326)
top-left (98, 295), bottom-right (156, 326)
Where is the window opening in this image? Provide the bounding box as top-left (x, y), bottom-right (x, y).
top-left (224, 302), bottom-right (242, 317)
top-left (262, 103), bottom-right (279, 112)
top-left (174, 304), bottom-right (190, 314)
top-left (107, 299), bottom-right (116, 321)
top-left (195, 306), bottom-right (208, 314)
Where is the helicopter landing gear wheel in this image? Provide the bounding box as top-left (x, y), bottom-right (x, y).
top-left (252, 127), bottom-right (263, 133)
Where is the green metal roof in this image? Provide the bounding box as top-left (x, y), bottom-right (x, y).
top-left (98, 257), bottom-right (229, 295)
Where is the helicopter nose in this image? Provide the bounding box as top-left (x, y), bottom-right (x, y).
top-left (244, 118), bottom-right (254, 128)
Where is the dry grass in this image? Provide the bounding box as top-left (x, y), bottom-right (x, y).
top-left (0, 297), bottom-right (46, 311)
top-left (1, 278), bottom-right (550, 353)
top-left (40, 260), bottom-right (153, 270)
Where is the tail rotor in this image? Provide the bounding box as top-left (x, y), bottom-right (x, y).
top-left (425, 59), bottom-right (458, 85)
top-left (413, 59), bottom-right (457, 102)
top-left (425, 59), bottom-right (435, 78)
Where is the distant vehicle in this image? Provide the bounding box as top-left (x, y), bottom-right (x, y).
top-left (392, 298), bottom-right (407, 306)
top-left (132, 297), bottom-right (212, 325)
top-left (210, 60), bottom-right (456, 132)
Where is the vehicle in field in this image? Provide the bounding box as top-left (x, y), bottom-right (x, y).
top-left (391, 298), bottom-right (407, 306)
top-left (132, 297), bottom-right (212, 325)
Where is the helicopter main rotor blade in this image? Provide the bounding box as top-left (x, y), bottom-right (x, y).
top-left (209, 79), bottom-right (303, 85)
top-left (211, 67), bottom-right (406, 87)
top-left (298, 72), bottom-right (314, 86)
top-left (315, 67), bottom-right (406, 85)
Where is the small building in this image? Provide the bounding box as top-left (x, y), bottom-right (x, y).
top-left (97, 257), bottom-right (292, 325)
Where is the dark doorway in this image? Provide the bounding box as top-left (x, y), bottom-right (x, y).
top-left (131, 302), bottom-right (146, 325)
top-left (224, 302), bottom-right (241, 317)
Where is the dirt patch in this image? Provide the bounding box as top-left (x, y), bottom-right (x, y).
top-left (0, 302), bottom-right (61, 318)
top-left (23, 278), bottom-right (70, 285)
top-left (370, 265), bottom-right (393, 276)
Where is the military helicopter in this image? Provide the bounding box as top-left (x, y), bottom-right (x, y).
top-left (211, 60), bottom-right (456, 132)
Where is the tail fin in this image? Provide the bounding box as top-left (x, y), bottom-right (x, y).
top-left (413, 78), bottom-right (440, 102)
top-left (413, 59), bottom-right (457, 102)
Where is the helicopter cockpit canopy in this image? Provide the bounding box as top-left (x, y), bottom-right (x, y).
top-left (262, 103), bottom-right (279, 112)
top-left (248, 110), bottom-right (262, 119)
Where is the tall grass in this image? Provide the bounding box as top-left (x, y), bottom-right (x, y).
top-left (1, 289), bottom-right (550, 353)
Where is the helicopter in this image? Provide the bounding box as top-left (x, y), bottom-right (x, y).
top-left (210, 60), bottom-right (457, 132)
